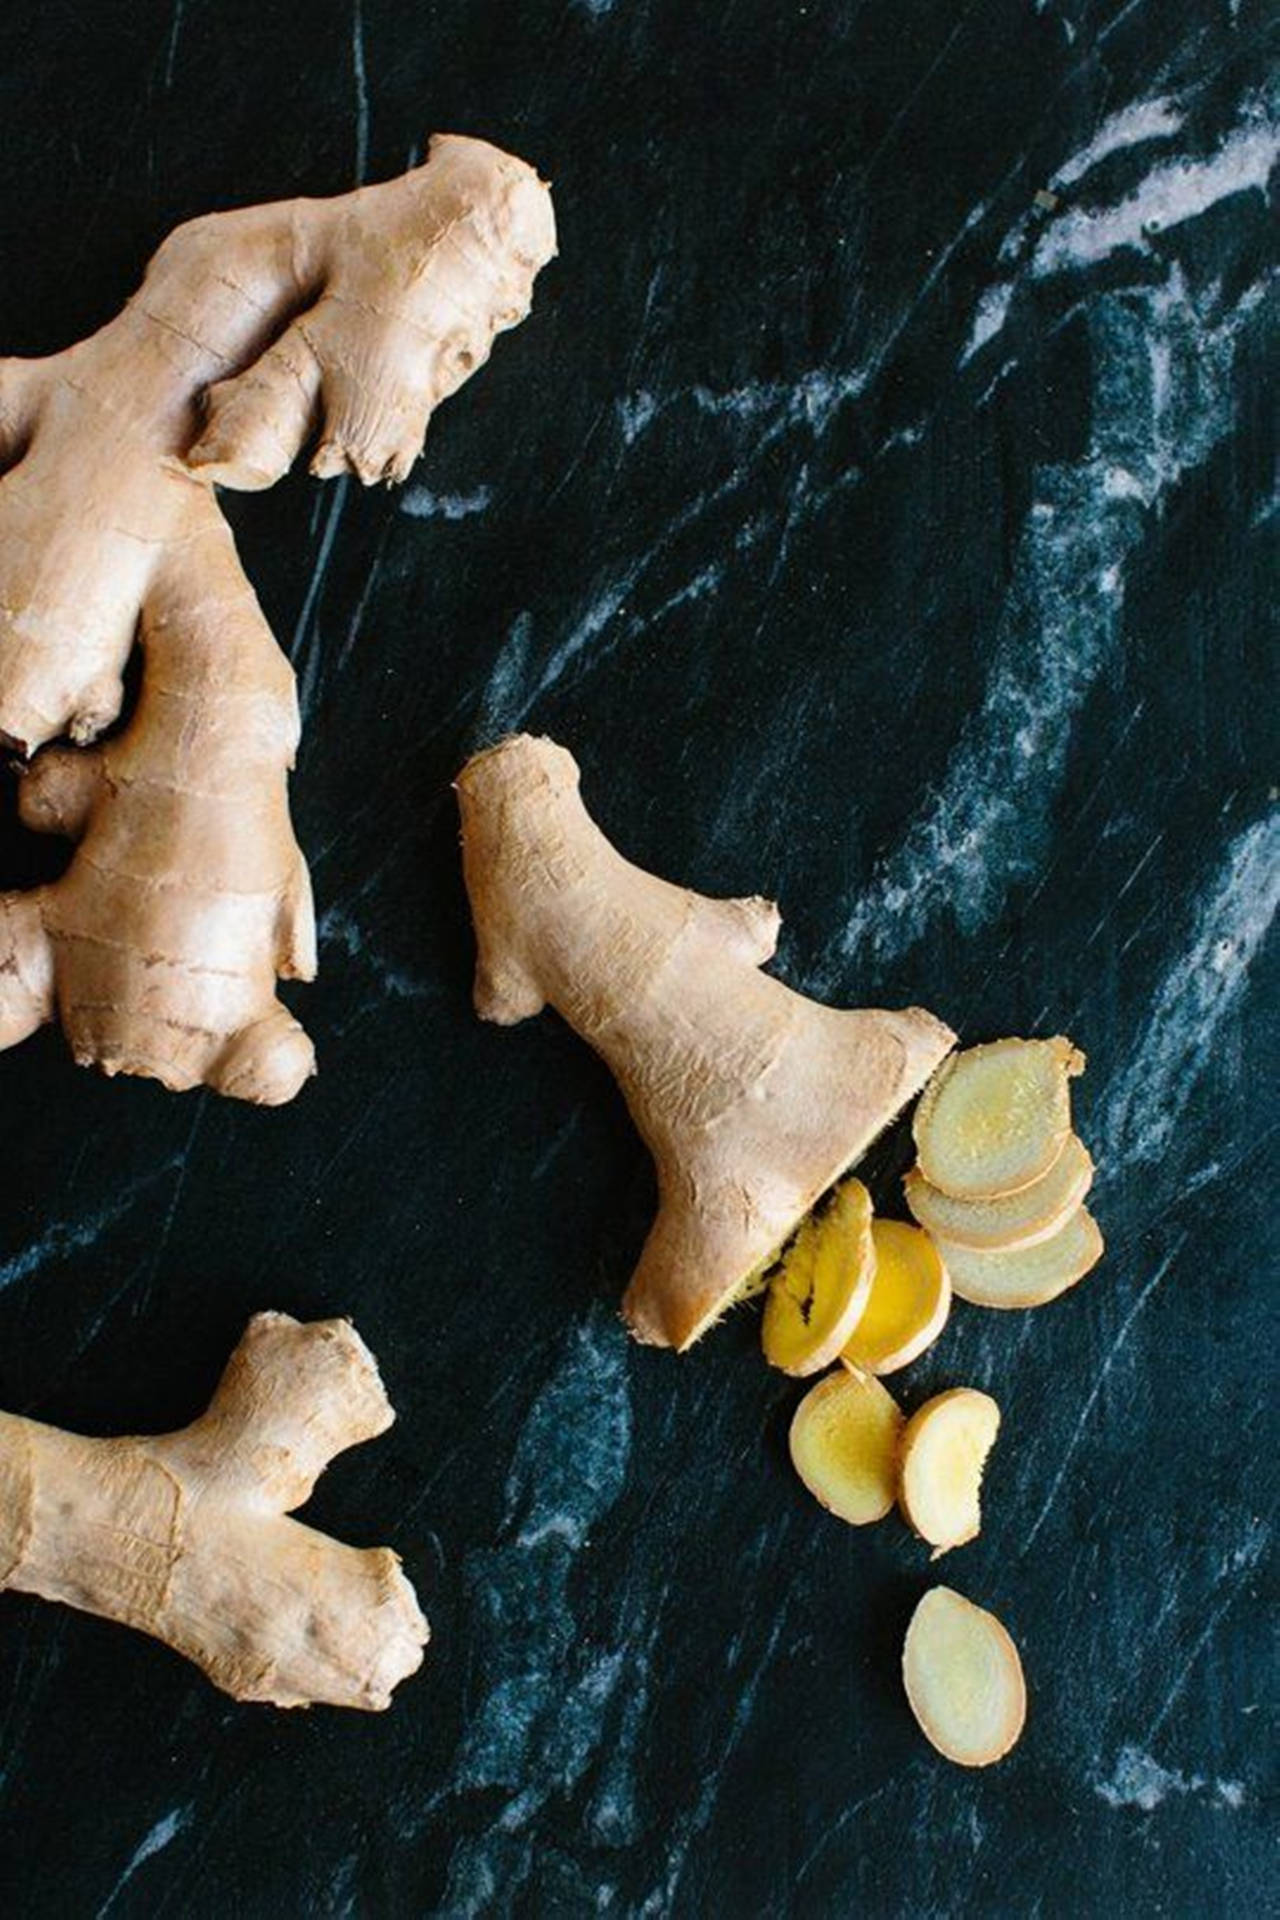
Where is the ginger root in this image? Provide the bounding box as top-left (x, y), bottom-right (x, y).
top-left (789, 1367), bottom-right (903, 1525)
top-left (913, 1038), bottom-right (1083, 1200)
top-left (902, 1587), bottom-right (1026, 1767)
top-left (762, 1178), bottom-right (876, 1376)
top-left (0, 1313), bottom-right (427, 1710)
top-left (905, 1133), bottom-right (1093, 1252)
top-left (898, 1387), bottom-right (1000, 1553)
top-left (455, 735), bottom-right (955, 1350)
top-left (0, 135), bottom-right (554, 1098)
top-left (842, 1219), bottom-right (951, 1375)
top-left (938, 1205), bottom-right (1104, 1309)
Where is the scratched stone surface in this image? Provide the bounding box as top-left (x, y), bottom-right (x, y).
top-left (0, 2), bottom-right (1275, 1915)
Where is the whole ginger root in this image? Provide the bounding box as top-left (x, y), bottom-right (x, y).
top-left (456, 735), bottom-right (955, 1349)
top-left (0, 134), bottom-right (555, 1099)
top-left (0, 1313), bottom-right (428, 1711)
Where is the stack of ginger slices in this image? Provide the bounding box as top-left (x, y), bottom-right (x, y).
top-left (757, 1036), bottom-right (1103, 1770)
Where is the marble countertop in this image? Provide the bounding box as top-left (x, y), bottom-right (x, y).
top-left (0, 1), bottom-right (1274, 1914)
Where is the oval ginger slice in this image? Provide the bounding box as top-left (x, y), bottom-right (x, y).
top-left (913, 1037), bottom-right (1083, 1200)
top-left (899, 1388), bottom-right (1000, 1552)
top-left (903, 1587), bottom-right (1026, 1766)
top-left (762, 1177), bottom-right (876, 1376)
top-left (789, 1367), bottom-right (903, 1524)
top-left (904, 1134), bottom-right (1093, 1251)
top-left (842, 1220), bottom-right (951, 1375)
top-left (939, 1205), bottom-right (1103, 1309)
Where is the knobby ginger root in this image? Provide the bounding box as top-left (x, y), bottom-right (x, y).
top-left (905, 1134), bottom-right (1093, 1251)
top-left (913, 1038), bottom-right (1084, 1200)
top-left (789, 1367), bottom-right (903, 1525)
top-left (902, 1587), bottom-right (1026, 1766)
top-left (898, 1388), bottom-right (1000, 1553)
top-left (0, 134), bottom-right (554, 1098)
top-left (455, 735), bottom-right (955, 1350)
top-left (0, 1313), bottom-right (427, 1710)
top-left (842, 1219), bottom-right (951, 1375)
top-left (938, 1205), bottom-right (1104, 1309)
top-left (762, 1178), bottom-right (876, 1375)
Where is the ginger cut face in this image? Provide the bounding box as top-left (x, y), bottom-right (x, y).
top-left (789, 1367), bottom-right (904, 1525)
top-left (913, 1038), bottom-right (1083, 1200)
top-left (939, 1206), bottom-right (1104, 1309)
top-left (898, 1387), bottom-right (1001, 1552)
top-left (841, 1219), bottom-right (951, 1375)
top-left (902, 1587), bottom-right (1026, 1766)
top-left (904, 1133), bottom-right (1094, 1252)
top-left (762, 1178), bottom-right (877, 1376)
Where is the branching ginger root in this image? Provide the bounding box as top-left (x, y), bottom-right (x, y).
top-left (0, 135), bottom-right (555, 1098)
top-left (456, 735), bottom-right (956, 1350)
top-left (0, 1313), bottom-right (428, 1710)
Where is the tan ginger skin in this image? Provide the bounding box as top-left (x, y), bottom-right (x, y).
top-left (0, 134), bottom-right (556, 1100)
top-left (456, 735), bottom-right (956, 1350)
top-left (0, 1313), bottom-right (428, 1711)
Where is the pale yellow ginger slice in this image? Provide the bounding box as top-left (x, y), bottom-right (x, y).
top-left (940, 1205), bottom-right (1104, 1309)
top-left (762, 1178), bottom-right (877, 1376)
top-left (842, 1220), bottom-right (951, 1375)
top-left (904, 1134), bottom-right (1094, 1251)
top-left (914, 1037), bottom-right (1084, 1200)
top-left (902, 1587), bottom-right (1026, 1767)
top-left (789, 1367), bottom-right (904, 1525)
top-left (898, 1388), bottom-right (1001, 1553)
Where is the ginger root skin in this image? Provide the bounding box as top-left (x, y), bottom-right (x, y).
top-left (0, 134), bottom-right (554, 1098)
top-left (0, 1314), bottom-right (428, 1711)
top-left (456, 734), bottom-right (955, 1350)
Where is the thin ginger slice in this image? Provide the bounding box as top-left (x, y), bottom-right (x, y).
top-left (913, 1037), bottom-right (1084, 1200)
top-left (904, 1134), bottom-right (1094, 1252)
top-left (899, 1388), bottom-right (1001, 1553)
top-left (939, 1205), bottom-right (1104, 1309)
top-left (841, 1220), bottom-right (951, 1375)
top-left (762, 1177), bottom-right (876, 1376)
top-left (902, 1587), bottom-right (1026, 1767)
top-left (789, 1367), bottom-right (903, 1525)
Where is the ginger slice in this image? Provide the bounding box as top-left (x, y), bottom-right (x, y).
top-left (904, 1133), bottom-right (1094, 1251)
top-left (902, 1587), bottom-right (1026, 1766)
top-left (939, 1205), bottom-right (1104, 1309)
top-left (898, 1388), bottom-right (1001, 1552)
top-left (913, 1037), bottom-right (1084, 1200)
top-left (789, 1367), bottom-right (904, 1525)
top-left (762, 1178), bottom-right (877, 1375)
top-left (842, 1220), bottom-right (951, 1375)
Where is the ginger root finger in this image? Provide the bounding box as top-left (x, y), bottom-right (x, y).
top-left (902, 1587), bottom-right (1026, 1766)
top-left (789, 1367), bottom-right (904, 1525)
top-left (898, 1388), bottom-right (1000, 1553)
top-left (842, 1219), bottom-right (951, 1375)
top-left (455, 734), bottom-right (956, 1351)
top-left (913, 1038), bottom-right (1083, 1201)
top-left (762, 1178), bottom-right (876, 1376)
top-left (0, 1313), bottom-right (428, 1711)
top-left (905, 1134), bottom-right (1094, 1252)
top-left (939, 1206), bottom-right (1104, 1309)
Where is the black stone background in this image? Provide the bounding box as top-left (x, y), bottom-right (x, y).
top-left (0, 2), bottom-right (1275, 1915)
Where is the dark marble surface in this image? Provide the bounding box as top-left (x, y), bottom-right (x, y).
top-left (0, 1), bottom-right (1276, 1914)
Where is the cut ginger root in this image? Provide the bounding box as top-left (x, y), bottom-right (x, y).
top-left (904, 1133), bottom-right (1094, 1252)
top-left (789, 1367), bottom-right (903, 1525)
top-left (0, 1313), bottom-right (427, 1710)
top-left (898, 1388), bottom-right (1001, 1553)
top-left (939, 1206), bottom-right (1104, 1309)
top-left (902, 1587), bottom-right (1026, 1767)
top-left (762, 1178), bottom-right (877, 1376)
top-left (456, 735), bottom-right (955, 1351)
top-left (842, 1219), bottom-right (951, 1375)
top-left (913, 1038), bottom-right (1083, 1200)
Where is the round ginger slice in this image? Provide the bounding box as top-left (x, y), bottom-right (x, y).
top-left (899, 1388), bottom-right (1001, 1553)
top-left (902, 1587), bottom-right (1026, 1766)
top-left (904, 1134), bottom-right (1094, 1252)
top-left (842, 1220), bottom-right (951, 1375)
top-left (789, 1367), bottom-right (903, 1525)
top-left (913, 1037), bottom-right (1084, 1200)
top-left (939, 1205), bottom-right (1103, 1310)
top-left (762, 1177), bottom-right (876, 1377)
